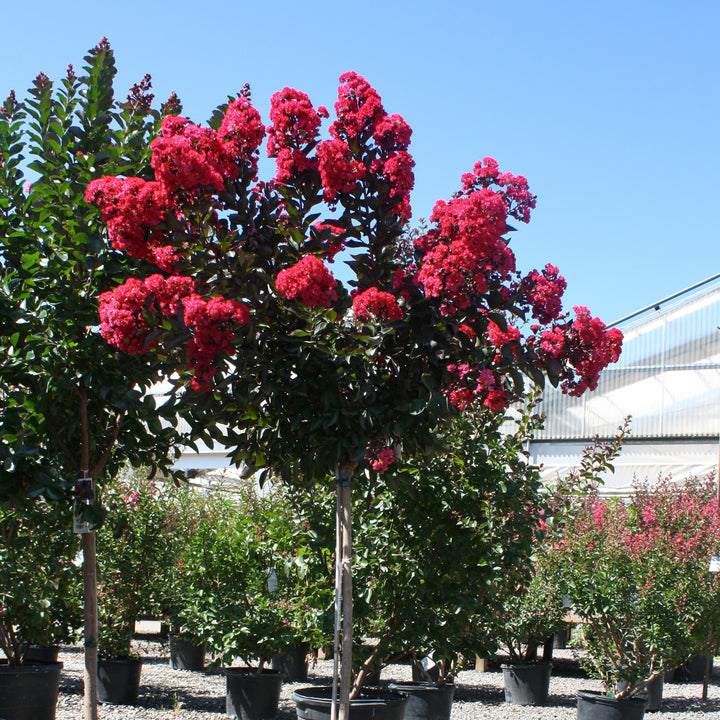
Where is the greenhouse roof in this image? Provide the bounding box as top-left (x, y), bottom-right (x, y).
top-left (535, 273), bottom-right (720, 442)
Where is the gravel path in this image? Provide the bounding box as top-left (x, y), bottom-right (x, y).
top-left (55, 639), bottom-right (720, 719)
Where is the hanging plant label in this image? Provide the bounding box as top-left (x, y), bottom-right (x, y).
top-left (73, 477), bottom-right (95, 533)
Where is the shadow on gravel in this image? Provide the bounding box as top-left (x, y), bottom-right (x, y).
top-left (660, 696), bottom-right (720, 714)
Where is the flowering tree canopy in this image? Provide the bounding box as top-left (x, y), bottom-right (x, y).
top-left (88, 71), bottom-right (622, 482)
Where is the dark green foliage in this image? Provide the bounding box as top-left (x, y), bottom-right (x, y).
top-left (0, 40), bottom-right (187, 505)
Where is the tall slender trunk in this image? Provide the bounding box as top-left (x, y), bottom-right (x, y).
top-left (78, 384), bottom-right (98, 720)
top-left (339, 479), bottom-right (353, 719)
top-left (331, 467), bottom-right (354, 720)
top-left (82, 526), bottom-right (98, 720)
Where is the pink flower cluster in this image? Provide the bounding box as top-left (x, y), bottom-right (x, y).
top-left (365, 439), bottom-right (396, 473)
top-left (85, 176), bottom-right (170, 260)
top-left (414, 185), bottom-right (513, 315)
top-left (98, 274), bottom-right (249, 390)
top-left (487, 320), bottom-right (521, 348)
top-left (352, 287), bottom-right (403, 322)
top-left (315, 72), bottom-right (415, 218)
top-left (559, 307), bottom-right (623, 396)
top-left (444, 363), bottom-right (508, 412)
top-left (98, 278), bottom-right (154, 353)
top-left (522, 264), bottom-right (567, 324)
top-left (219, 95), bottom-right (266, 175)
top-left (86, 97), bottom-right (265, 269)
top-left (461, 157), bottom-right (536, 224)
top-left (275, 255), bottom-right (338, 308)
top-left (152, 113), bottom-right (243, 194)
top-left (266, 87), bottom-right (326, 183)
top-left (183, 293), bottom-right (250, 391)
top-left (316, 138), bottom-right (366, 202)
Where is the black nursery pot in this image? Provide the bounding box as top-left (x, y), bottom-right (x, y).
top-left (226, 667), bottom-right (283, 720)
top-left (0, 660), bottom-right (63, 720)
top-left (169, 634), bottom-right (206, 671)
top-left (271, 642), bottom-right (310, 682)
top-left (97, 656), bottom-right (143, 705)
top-left (293, 686), bottom-right (408, 720)
top-left (501, 661), bottom-right (551, 706)
top-left (388, 681), bottom-right (455, 720)
top-left (576, 689), bottom-right (647, 720)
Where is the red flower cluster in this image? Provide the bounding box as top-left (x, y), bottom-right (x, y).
top-left (487, 320), bottom-right (521, 348)
top-left (182, 294), bottom-right (250, 391)
top-left (98, 278), bottom-right (152, 353)
top-left (352, 287), bottom-right (403, 322)
top-left (365, 439), bottom-right (396, 473)
top-left (267, 87), bottom-right (325, 183)
top-left (372, 113), bottom-right (412, 154)
top-left (87, 97), bottom-right (265, 269)
top-left (444, 363), bottom-right (508, 412)
top-left (330, 71), bottom-right (386, 143)
top-left (534, 307), bottom-right (623, 396)
top-left (414, 186), bottom-right (513, 315)
top-left (323, 72), bottom-right (415, 218)
top-left (275, 255), bottom-right (338, 308)
top-left (382, 150), bottom-right (414, 219)
top-left (85, 176), bottom-right (170, 259)
top-left (522, 264), bottom-right (567, 324)
top-left (461, 157), bottom-right (536, 224)
top-left (316, 138), bottom-right (366, 202)
top-left (151, 114), bottom-right (240, 194)
top-left (218, 96), bottom-right (266, 175)
top-left (99, 274), bottom-right (249, 390)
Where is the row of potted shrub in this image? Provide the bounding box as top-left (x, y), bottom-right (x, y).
top-left (3, 417), bottom-right (720, 719)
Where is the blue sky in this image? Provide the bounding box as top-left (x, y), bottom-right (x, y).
top-left (2, 1), bottom-right (718, 327)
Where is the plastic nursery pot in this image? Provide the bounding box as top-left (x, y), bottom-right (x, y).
top-left (388, 681), bottom-right (455, 720)
top-left (97, 656), bottom-right (143, 705)
top-left (169, 634), bottom-right (206, 671)
top-left (576, 689), bottom-right (647, 720)
top-left (644, 674), bottom-right (664, 713)
top-left (293, 686), bottom-right (408, 720)
top-left (270, 642), bottom-right (310, 682)
top-left (0, 660), bottom-right (63, 720)
top-left (226, 667), bottom-right (283, 720)
top-left (501, 661), bottom-right (551, 706)
top-left (22, 645), bottom-right (60, 663)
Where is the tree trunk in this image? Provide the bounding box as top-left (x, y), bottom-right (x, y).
top-left (78, 386), bottom-right (98, 720)
top-left (82, 527), bottom-right (99, 720)
top-left (339, 479), bottom-right (353, 719)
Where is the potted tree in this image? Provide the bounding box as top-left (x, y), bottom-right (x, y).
top-left (0, 40), bottom-right (190, 720)
top-left (0, 498), bottom-right (81, 720)
top-left (87, 71), bottom-right (623, 720)
top-left (172, 479), bottom-right (329, 719)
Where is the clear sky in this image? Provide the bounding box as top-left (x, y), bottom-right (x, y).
top-left (2, 0), bottom-right (718, 327)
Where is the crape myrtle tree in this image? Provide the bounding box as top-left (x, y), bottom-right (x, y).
top-left (0, 41), bottom-right (188, 719)
top-left (88, 72), bottom-right (623, 718)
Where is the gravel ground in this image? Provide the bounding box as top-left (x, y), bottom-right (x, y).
top-left (55, 638), bottom-right (720, 719)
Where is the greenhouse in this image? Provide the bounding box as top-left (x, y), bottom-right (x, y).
top-left (530, 273), bottom-right (720, 493)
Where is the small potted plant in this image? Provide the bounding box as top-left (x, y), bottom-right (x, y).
top-left (0, 497), bottom-right (80, 720)
top-left (548, 436), bottom-right (720, 717)
top-left (491, 559), bottom-right (567, 707)
top-left (95, 467), bottom-right (174, 704)
top-left (176, 479), bottom-right (328, 720)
